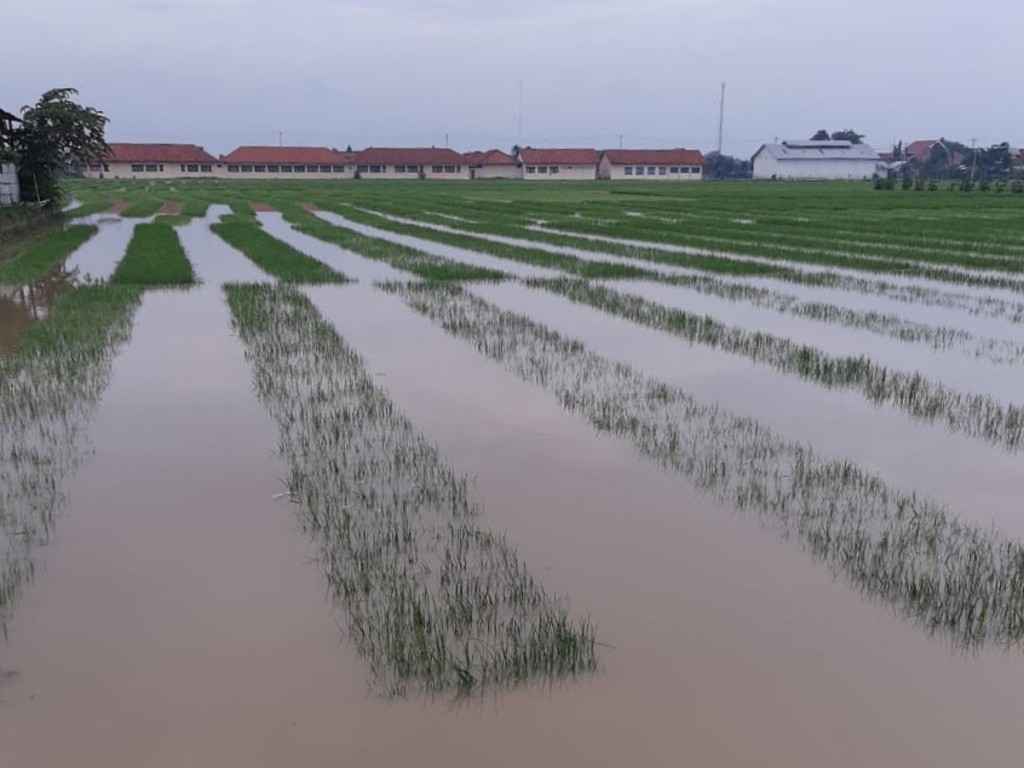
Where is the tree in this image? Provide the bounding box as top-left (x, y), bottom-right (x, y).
top-left (810, 129), bottom-right (830, 141)
top-left (704, 151), bottom-right (751, 180)
top-left (830, 129), bottom-right (864, 144)
top-left (7, 88), bottom-right (108, 206)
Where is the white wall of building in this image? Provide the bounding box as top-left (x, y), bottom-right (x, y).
top-left (0, 163), bottom-right (19, 205)
top-left (219, 164), bottom-right (352, 180)
top-left (81, 162), bottom-right (217, 180)
top-left (599, 157), bottom-right (702, 180)
top-left (752, 155), bottom-right (877, 180)
top-left (471, 165), bottom-right (517, 179)
top-left (517, 164), bottom-right (596, 180)
top-left (354, 163), bottom-right (469, 180)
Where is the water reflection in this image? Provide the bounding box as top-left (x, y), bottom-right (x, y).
top-left (0, 269), bottom-right (76, 355)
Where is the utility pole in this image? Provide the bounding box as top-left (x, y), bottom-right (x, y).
top-left (619, 134), bottom-right (623, 150)
top-left (278, 131), bottom-right (283, 147)
top-left (717, 82), bottom-right (726, 155)
top-left (518, 80), bottom-right (524, 147)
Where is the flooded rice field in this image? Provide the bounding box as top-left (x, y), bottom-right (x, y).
top-left (2, 180), bottom-right (1024, 765)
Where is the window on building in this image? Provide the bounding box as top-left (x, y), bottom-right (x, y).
top-left (293, 165), bottom-right (305, 173)
top-left (670, 167), bottom-right (679, 173)
top-left (281, 165), bottom-right (293, 172)
top-left (307, 165), bottom-right (319, 172)
top-left (658, 167), bottom-right (667, 175)
top-left (200, 164), bottom-right (212, 173)
top-left (332, 165), bottom-right (346, 173)
top-left (227, 165), bottom-right (240, 172)
top-left (187, 164), bottom-right (200, 172)
top-left (680, 167), bottom-right (690, 174)
top-left (103, 164), bottom-right (110, 172)
top-left (267, 165), bottom-right (279, 172)
top-left (180, 164), bottom-right (186, 172)
top-left (526, 166), bottom-right (536, 174)
top-left (241, 164), bottom-right (253, 172)
top-left (624, 166), bottom-right (633, 175)
top-left (635, 167), bottom-right (644, 176)
top-left (394, 165), bottom-right (407, 174)
top-left (444, 165), bottom-right (455, 173)
top-left (551, 166), bottom-right (560, 174)
top-left (432, 165), bottom-right (443, 173)
top-left (647, 166), bottom-right (655, 175)
top-left (538, 166), bottom-right (548, 174)
top-left (370, 165), bottom-right (382, 173)
top-left (144, 164), bottom-right (158, 172)
top-left (320, 165), bottom-right (332, 173)
top-left (691, 166), bottom-right (701, 174)
top-left (254, 165), bottom-right (267, 173)
top-left (131, 164), bottom-right (144, 172)
top-left (407, 165), bottom-right (419, 172)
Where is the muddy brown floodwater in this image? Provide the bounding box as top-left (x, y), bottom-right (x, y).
top-left (2, 279), bottom-right (1024, 766)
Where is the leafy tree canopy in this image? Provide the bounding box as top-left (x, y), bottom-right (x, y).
top-left (830, 129), bottom-right (864, 144)
top-left (7, 88), bottom-right (109, 206)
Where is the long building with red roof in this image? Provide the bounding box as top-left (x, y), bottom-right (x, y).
top-left (80, 143), bottom-right (218, 179)
top-left (220, 146), bottom-right (353, 179)
top-left (352, 147), bottom-right (469, 179)
top-left (465, 149), bottom-right (516, 180)
top-left (599, 148), bottom-right (704, 181)
top-left (516, 148), bottom-right (600, 180)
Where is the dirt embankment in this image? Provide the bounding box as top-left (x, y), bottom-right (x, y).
top-left (157, 202), bottom-right (182, 215)
top-left (249, 203), bottom-right (274, 212)
top-left (107, 199), bottom-right (129, 214)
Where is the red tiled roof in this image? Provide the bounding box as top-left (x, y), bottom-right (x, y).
top-left (602, 149), bottom-right (704, 166)
top-left (220, 146), bottom-right (346, 164)
top-left (465, 149), bottom-right (515, 166)
top-left (519, 148), bottom-right (599, 166)
top-left (354, 147), bottom-right (466, 165)
top-left (905, 139), bottom-right (963, 166)
top-left (105, 143), bottom-right (217, 163)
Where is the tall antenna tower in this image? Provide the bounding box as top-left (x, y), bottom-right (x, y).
top-left (717, 82), bottom-right (726, 155)
top-left (518, 80), bottom-right (524, 146)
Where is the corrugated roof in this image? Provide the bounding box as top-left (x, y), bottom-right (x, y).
top-left (519, 148), bottom-right (600, 165)
top-left (755, 140), bottom-right (879, 162)
top-left (465, 149), bottom-right (515, 166)
top-left (354, 147), bottom-right (466, 165)
top-left (105, 143), bottom-right (217, 163)
top-left (220, 146), bottom-right (346, 164)
top-left (602, 149), bottom-right (704, 166)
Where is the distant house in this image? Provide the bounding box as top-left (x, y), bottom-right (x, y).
top-left (0, 107), bottom-right (21, 205)
top-left (80, 143), bottom-right (219, 179)
top-left (465, 149), bottom-right (516, 180)
top-left (905, 139), bottom-right (963, 168)
top-left (598, 149), bottom-right (704, 181)
top-left (220, 146), bottom-right (351, 179)
top-left (751, 140), bottom-right (881, 180)
top-left (516, 148), bottom-right (600, 180)
top-left (351, 148), bottom-right (469, 179)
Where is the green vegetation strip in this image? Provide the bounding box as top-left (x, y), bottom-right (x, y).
top-left (277, 205), bottom-right (505, 281)
top-left (119, 198), bottom-right (164, 218)
top-left (111, 223), bottom-right (195, 286)
top-left (532, 278), bottom-right (1024, 453)
top-left (0, 225), bottom-right (97, 285)
top-left (212, 220), bottom-right (347, 284)
top-left (389, 281), bottom-right (1024, 652)
top-left (225, 283), bottom-right (596, 696)
top-left (0, 285), bottom-right (142, 640)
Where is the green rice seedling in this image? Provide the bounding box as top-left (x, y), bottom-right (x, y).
top-left (388, 281), bottom-right (1024, 653)
top-left (119, 198), bottom-right (165, 218)
top-left (211, 220), bottom-right (348, 284)
top-left (531, 278), bottom-right (1024, 452)
top-left (224, 283), bottom-right (597, 697)
top-left (0, 226), bottom-right (97, 285)
top-left (0, 285), bottom-right (142, 643)
top-left (277, 204), bottom-right (506, 281)
top-left (111, 223), bottom-right (195, 286)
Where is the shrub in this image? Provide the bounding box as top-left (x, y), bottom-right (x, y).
top-left (1011, 180), bottom-right (1024, 194)
top-left (913, 178), bottom-right (926, 191)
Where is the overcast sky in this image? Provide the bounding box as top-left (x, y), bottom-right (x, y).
top-left (4, 0), bottom-right (1019, 157)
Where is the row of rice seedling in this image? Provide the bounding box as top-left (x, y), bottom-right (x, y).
top-left (275, 204), bottom-right (507, 281)
top-left (0, 225), bottom-right (98, 286)
top-left (528, 277), bottom-right (1024, 452)
top-left (224, 282), bottom-right (597, 697)
top-left (387, 281), bottom-right (1024, 652)
top-left (210, 219), bottom-right (348, 284)
top-left (0, 286), bottom-right (142, 641)
top-left (333, 208), bottom-right (1024, 364)
top-left (348, 188), bottom-right (1024, 273)
top-left (110, 223), bottom-right (195, 286)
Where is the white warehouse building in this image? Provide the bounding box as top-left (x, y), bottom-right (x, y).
top-left (751, 140), bottom-right (882, 180)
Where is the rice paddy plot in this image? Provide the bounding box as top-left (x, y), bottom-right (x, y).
top-left (176, 206), bottom-right (273, 285)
